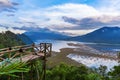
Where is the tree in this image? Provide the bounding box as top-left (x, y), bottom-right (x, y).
top-left (46, 63), bottom-right (90, 80)
top-left (87, 73), bottom-right (101, 80)
top-left (108, 65), bottom-right (120, 80)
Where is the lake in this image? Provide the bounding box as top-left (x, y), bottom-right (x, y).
top-left (35, 40), bottom-right (119, 70)
top-left (35, 39), bottom-right (78, 52)
top-left (35, 39), bottom-right (120, 54)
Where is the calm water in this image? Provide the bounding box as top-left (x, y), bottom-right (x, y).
top-left (35, 40), bottom-right (77, 52)
top-left (35, 40), bottom-right (120, 53)
top-left (86, 43), bottom-right (120, 53)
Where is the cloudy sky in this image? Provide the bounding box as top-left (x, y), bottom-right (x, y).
top-left (0, 0), bottom-right (120, 35)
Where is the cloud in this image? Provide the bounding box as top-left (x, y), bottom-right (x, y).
top-left (46, 3), bottom-right (100, 18)
top-left (16, 3), bottom-right (101, 29)
top-left (1, 1), bottom-right (120, 35)
top-left (46, 2), bottom-right (120, 30)
top-left (0, 0), bottom-right (18, 12)
top-left (61, 15), bottom-right (120, 30)
top-left (62, 16), bottom-right (105, 29)
top-left (0, 25), bottom-right (25, 34)
top-left (58, 29), bottom-right (97, 36)
top-left (42, 3), bottom-right (120, 30)
top-left (10, 2), bottom-right (120, 36)
top-left (6, 13), bottom-right (15, 16)
top-left (99, 0), bottom-right (120, 9)
top-left (98, 0), bottom-right (120, 16)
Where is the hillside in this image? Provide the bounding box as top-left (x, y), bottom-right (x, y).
top-left (0, 31), bottom-right (33, 48)
top-left (17, 34), bottom-right (34, 44)
top-left (68, 27), bottom-right (120, 44)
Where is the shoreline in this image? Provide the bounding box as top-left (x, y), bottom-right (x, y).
top-left (47, 42), bottom-right (119, 68)
top-left (67, 43), bottom-right (118, 60)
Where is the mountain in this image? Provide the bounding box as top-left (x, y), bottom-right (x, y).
top-left (0, 25), bottom-right (70, 41)
top-left (24, 30), bottom-right (70, 41)
top-left (68, 27), bottom-right (120, 44)
top-left (16, 26), bottom-right (70, 41)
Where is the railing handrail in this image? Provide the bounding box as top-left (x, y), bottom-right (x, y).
top-left (0, 43), bottom-right (52, 57)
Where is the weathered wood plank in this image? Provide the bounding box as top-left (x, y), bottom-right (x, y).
top-left (21, 53), bottom-right (44, 62)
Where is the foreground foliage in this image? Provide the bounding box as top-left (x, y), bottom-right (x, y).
top-left (46, 63), bottom-right (102, 80)
top-left (0, 61), bottom-right (29, 79)
top-left (0, 60), bottom-right (120, 80)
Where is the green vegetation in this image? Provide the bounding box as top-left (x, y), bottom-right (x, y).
top-left (0, 61), bottom-right (29, 80)
top-left (0, 31), bottom-right (24, 48)
top-left (0, 31), bottom-right (33, 49)
top-left (46, 63), bottom-right (120, 80)
top-left (108, 65), bottom-right (120, 80)
top-left (46, 63), bottom-right (90, 80)
top-left (0, 59), bottom-right (120, 80)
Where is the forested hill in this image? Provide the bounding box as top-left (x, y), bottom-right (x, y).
top-left (0, 31), bottom-right (33, 48)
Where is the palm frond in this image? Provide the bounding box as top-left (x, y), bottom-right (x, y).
top-left (0, 61), bottom-right (29, 77)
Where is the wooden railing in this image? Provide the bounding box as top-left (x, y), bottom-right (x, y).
top-left (0, 43), bottom-right (52, 62)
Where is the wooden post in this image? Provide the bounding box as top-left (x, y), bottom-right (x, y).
top-left (49, 43), bottom-right (52, 56)
top-left (40, 43), bottom-right (52, 80)
top-left (8, 76), bottom-right (10, 80)
top-left (8, 47), bottom-right (12, 59)
top-left (19, 48), bottom-right (23, 62)
top-left (8, 47), bottom-right (11, 80)
top-left (43, 43), bottom-right (46, 80)
top-left (19, 48), bottom-right (24, 80)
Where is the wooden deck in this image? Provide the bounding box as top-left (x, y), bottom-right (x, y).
top-left (21, 53), bottom-right (44, 62)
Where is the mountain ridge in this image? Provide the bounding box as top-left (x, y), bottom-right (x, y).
top-left (68, 26), bottom-right (120, 44)
top-left (24, 31), bottom-right (70, 41)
